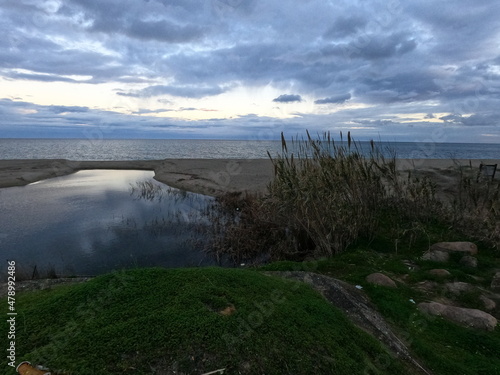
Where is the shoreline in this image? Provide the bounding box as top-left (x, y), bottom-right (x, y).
top-left (0, 158), bottom-right (498, 197)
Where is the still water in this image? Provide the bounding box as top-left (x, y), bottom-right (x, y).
top-left (0, 170), bottom-right (214, 276)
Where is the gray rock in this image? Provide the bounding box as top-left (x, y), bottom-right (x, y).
top-left (460, 255), bottom-right (478, 268)
top-left (445, 282), bottom-right (474, 295)
top-left (366, 273), bottom-right (397, 288)
top-left (422, 250), bottom-right (450, 262)
top-left (430, 241), bottom-right (478, 255)
top-left (479, 295), bottom-right (496, 311)
top-left (491, 272), bottom-right (500, 292)
top-left (418, 302), bottom-right (497, 331)
top-left (429, 269), bottom-right (451, 277)
top-left (415, 280), bottom-right (439, 294)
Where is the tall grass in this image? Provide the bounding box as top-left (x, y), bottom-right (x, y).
top-left (205, 132), bottom-right (499, 264)
top-left (449, 161), bottom-right (500, 246)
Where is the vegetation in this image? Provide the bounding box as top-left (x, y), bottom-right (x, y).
top-left (1, 268), bottom-right (409, 375)
top-left (261, 247), bottom-right (500, 375)
top-left (2, 132), bottom-right (498, 374)
top-left (196, 131), bottom-right (500, 374)
top-left (205, 131), bottom-right (499, 264)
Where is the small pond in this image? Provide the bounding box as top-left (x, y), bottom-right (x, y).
top-left (0, 170), bottom-right (215, 277)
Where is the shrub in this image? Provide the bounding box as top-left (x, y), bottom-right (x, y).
top-left (204, 131), bottom-right (499, 264)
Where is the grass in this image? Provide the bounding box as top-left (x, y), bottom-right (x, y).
top-left (260, 243), bottom-right (500, 375)
top-left (204, 131), bottom-right (499, 264)
top-left (2, 131), bottom-right (499, 374)
top-left (1, 267), bottom-right (410, 375)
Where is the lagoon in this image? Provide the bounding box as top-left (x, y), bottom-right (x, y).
top-left (0, 170), bottom-right (214, 277)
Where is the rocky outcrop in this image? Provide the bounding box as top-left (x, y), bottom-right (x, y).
top-left (429, 269), bottom-right (451, 277)
top-left (418, 302), bottom-right (497, 331)
top-left (366, 273), bottom-right (397, 288)
top-left (430, 242), bottom-right (478, 255)
top-left (422, 242), bottom-right (478, 263)
top-left (459, 255), bottom-right (478, 268)
top-left (422, 250), bottom-right (449, 262)
top-left (479, 296), bottom-right (496, 311)
top-left (445, 282), bottom-right (474, 296)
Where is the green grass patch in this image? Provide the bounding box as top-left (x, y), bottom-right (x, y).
top-left (1, 267), bottom-right (410, 375)
top-left (261, 244), bottom-right (500, 375)
top-left (363, 284), bottom-right (500, 375)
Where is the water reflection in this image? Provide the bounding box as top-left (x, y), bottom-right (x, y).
top-left (0, 170), bottom-right (215, 277)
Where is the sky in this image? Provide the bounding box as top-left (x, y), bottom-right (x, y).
top-left (1, 0), bottom-right (500, 142)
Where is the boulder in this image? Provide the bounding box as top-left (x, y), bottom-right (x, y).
top-left (429, 269), bottom-right (451, 277)
top-left (445, 282), bottom-right (474, 295)
top-left (418, 302), bottom-right (497, 331)
top-left (491, 272), bottom-right (500, 292)
top-left (422, 250), bottom-right (449, 262)
top-left (479, 296), bottom-right (496, 311)
top-left (366, 273), bottom-right (397, 288)
top-left (460, 255), bottom-right (478, 268)
top-left (415, 280), bottom-right (439, 294)
top-left (430, 242), bottom-right (478, 255)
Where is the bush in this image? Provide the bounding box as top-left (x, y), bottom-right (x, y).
top-left (205, 131), bottom-right (499, 264)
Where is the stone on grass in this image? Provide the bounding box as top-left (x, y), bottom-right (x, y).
top-left (366, 273), bottom-right (397, 288)
top-left (491, 272), bottom-right (500, 292)
top-left (418, 302), bottom-right (497, 331)
top-left (429, 269), bottom-right (451, 277)
top-left (414, 281), bottom-right (439, 295)
top-left (479, 296), bottom-right (496, 311)
top-left (445, 282), bottom-right (474, 295)
top-left (430, 242), bottom-right (478, 255)
top-left (422, 250), bottom-right (450, 262)
top-left (460, 255), bottom-right (478, 268)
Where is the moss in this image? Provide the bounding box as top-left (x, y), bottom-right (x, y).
top-left (1, 267), bottom-right (408, 375)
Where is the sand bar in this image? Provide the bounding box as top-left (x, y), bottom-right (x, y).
top-left (0, 158), bottom-right (498, 197)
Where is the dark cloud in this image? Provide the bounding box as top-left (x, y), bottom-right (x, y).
top-left (1, 0), bottom-right (500, 141)
top-left (440, 113), bottom-right (500, 126)
top-left (118, 84), bottom-right (227, 98)
top-left (273, 94), bottom-right (303, 103)
top-left (49, 106), bottom-right (90, 114)
top-left (323, 15), bottom-right (367, 39)
top-left (126, 19), bottom-right (203, 43)
top-left (360, 71), bottom-right (441, 103)
top-left (340, 33), bottom-right (418, 60)
top-left (5, 72), bottom-right (78, 83)
top-left (315, 93), bottom-right (351, 104)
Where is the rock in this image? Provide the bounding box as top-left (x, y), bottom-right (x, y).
top-left (429, 269), bottom-right (451, 277)
top-left (366, 273), bottom-right (397, 288)
top-left (422, 250), bottom-right (449, 262)
top-left (402, 260), bottom-right (419, 271)
top-left (430, 241), bottom-right (478, 255)
top-left (219, 305), bottom-right (236, 316)
top-left (460, 255), bottom-right (478, 268)
top-left (415, 280), bottom-right (439, 294)
top-left (491, 272), bottom-right (500, 292)
top-left (418, 302), bottom-right (497, 331)
top-left (479, 296), bottom-right (496, 311)
top-left (445, 282), bottom-right (474, 295)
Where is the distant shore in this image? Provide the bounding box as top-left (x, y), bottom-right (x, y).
top-left (0, 158), bottom-right (497, 197)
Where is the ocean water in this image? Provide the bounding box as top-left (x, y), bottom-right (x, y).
top-left (0, 138), bottom-right (498, 160)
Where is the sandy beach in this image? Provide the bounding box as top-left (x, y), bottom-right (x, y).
top-left (0, 158), bottom-right (498, 197)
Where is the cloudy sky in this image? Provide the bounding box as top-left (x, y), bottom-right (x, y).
top-left (1, 0), bottom-right (500, 142)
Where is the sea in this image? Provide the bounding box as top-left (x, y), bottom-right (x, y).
top-left (0, 138), bottom-right (499, 160)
